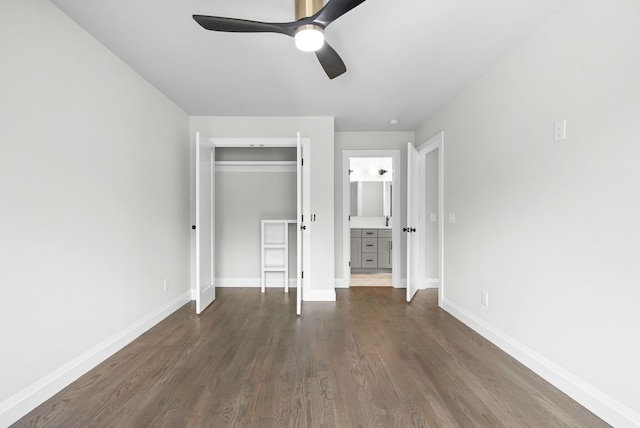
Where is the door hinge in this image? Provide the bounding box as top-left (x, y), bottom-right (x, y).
top-left (349, 261), bottom-right (351, 267)
top-left (302, 271), bottom-right (304, 278)
top-left (301, 158), bottom-right (304, 166)
top-left (348, 215), bottom-right (351, 221)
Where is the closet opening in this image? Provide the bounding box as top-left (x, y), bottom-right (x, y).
top-left (195, 135), bottom-right (310, 315)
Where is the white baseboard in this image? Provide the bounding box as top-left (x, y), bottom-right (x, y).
top-left (304, 289), bottom-right (337, 302)
top-left (0, 292), bottom-right (192, 428)
top-left (334, 278), bottom-right (349, 289)
top-left (394, 278), bottom-right (407, 289)
top-left (442, 298), bottom-right (640, 428)
top-left (204, 280), bottom-right (332, 301)
top-left (422, 278), bottom-right (440, 289)
top-left (215, 278), bottom-right (296, 288)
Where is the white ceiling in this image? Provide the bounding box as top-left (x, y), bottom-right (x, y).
top-left (49, 0), bottom-right (573, 131)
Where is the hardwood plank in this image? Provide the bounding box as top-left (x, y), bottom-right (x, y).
top-left (12, 288), bottom-right (609, 428)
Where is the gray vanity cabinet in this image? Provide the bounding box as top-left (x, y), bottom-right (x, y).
top-left (377, 229), bottom-right (393, 269)
top-left (351, 229), bottom-right (392, 270)
top-left (350, 229), bottom-right (362, 268)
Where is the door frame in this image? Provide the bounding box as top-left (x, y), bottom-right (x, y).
top-left (415, 132), bottom-right (444, 307)
top-left (342, 150), bottom-right (401, 288)
top-left (194, 135), bottom-right (310, 314)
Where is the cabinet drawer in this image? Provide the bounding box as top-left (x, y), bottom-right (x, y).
top-left (362, 253), bottom-right (377, 268)
top-left (362, 229), bottom-right (378, 238)
top-left (350, 229), bottom-right (362, 237)
top-left (378, 229), bottom-right (392, 238)
top-left (362, 238), bottom-right (377, 253)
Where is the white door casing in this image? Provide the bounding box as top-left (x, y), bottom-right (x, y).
top-left (195, 132), bottom-right (216, 314)
top-left (341, 150), bottom-right (401, 289)
top-left (415, 131), bottom-right (445, 307)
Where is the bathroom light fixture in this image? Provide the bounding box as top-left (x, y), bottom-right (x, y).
top-left (294, 25), bottom-right (325, 52)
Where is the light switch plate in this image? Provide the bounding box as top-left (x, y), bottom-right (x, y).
top-left (481, 290), bottom-right (489, 307)
top-left (554, 120), bottom-right (567, 141)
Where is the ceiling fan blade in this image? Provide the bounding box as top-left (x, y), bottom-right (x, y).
top-left (193, 15), bottom-right (297, 37)
top-left (315, 42), bottom-right (347, 79)
top-left (313, 0), bottom-right (367, 27)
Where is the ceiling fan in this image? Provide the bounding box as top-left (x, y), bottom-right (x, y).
top-left (193, 0), bottom-right (367, 79)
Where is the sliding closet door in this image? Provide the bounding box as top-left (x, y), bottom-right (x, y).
top-left (195, 133), bottom-right (216, 314)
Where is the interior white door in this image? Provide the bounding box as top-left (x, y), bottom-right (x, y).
top-left (296, 133), bottom-right (312, 316)
top-left (406, 142), bottom-right (420, 302)
top-left (296, 133), bottom-right (303, 316)
top-left (195, 133), bottom-right (216, 314)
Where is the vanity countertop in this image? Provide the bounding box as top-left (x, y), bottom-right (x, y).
top-left (350, 216), bottom-right (391, 229)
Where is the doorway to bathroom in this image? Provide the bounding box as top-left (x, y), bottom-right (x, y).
top-left (342, 150), bottom-right (401, 288)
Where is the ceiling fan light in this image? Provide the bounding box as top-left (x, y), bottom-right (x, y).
top-left (295, 25), bottom-right (325, 52)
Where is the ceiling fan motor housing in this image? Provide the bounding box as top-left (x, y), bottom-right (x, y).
top-left (295, 0), bottom-right (323, 20)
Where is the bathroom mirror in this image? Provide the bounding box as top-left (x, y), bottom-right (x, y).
top-left (350, 181), bottom-right (392, 217)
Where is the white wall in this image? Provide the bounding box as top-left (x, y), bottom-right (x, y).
top-left (215, 171), bottom-right (296, 281)
top-left (416, 0), bottom-right (640, 421)
top-left (190, 117), bottom-right (335, 299)
top-left (334, 132), bottom-right (415, 281)
top-left (0, 0), bottom-right (189, 412)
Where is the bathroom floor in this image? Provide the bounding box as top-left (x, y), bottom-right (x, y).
top-left (350, 272), bottom-right (392, 287)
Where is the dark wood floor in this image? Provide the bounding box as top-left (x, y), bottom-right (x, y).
top-left (14, 288), bottom-right (608, 427)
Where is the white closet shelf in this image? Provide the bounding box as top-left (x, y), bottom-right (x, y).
top-left (215, 161), bottom-right (296, 172)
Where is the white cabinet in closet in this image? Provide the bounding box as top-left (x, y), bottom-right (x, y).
top-left (261, 220), bottom-right (296, 293)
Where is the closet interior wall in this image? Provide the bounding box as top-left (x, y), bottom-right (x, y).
top-left (215, 148), bottom-right (298, 286)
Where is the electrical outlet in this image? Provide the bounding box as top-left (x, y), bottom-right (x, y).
top-left (430, 213), bottom-right (437, 222)
top-left (481, 291), bottom-right (489, 307)
top-left (448, 212), bottom-right (456, 224)
top-left (163, 278), bottom-right (169, 291)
